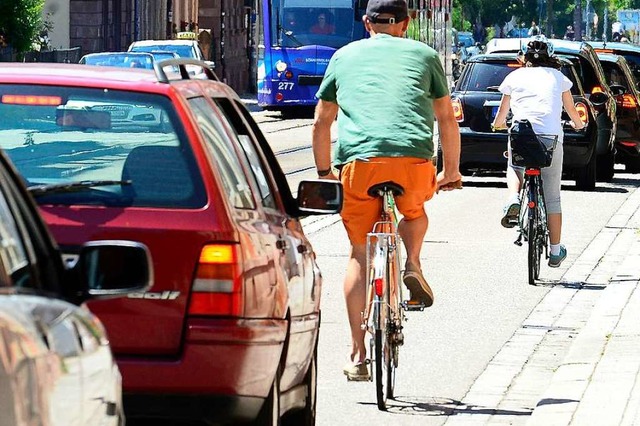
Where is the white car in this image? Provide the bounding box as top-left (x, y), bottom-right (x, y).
top-left (127, 34), bottom-right (215, 70)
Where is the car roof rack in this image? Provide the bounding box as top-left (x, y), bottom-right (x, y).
top-left (153, 58), bottom-right (219, 83)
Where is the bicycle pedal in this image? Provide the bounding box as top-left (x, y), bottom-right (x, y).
top-left (401, 300), bottom-right (426, 312)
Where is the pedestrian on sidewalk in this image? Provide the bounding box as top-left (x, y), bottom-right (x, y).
top-left (311, 0), bottom-right (461, 381)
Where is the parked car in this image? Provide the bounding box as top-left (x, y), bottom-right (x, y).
top-left (447, 53), bottom-right (599, 189)
top-left (486, 38), bottom-right (618, 182)
top-left (596, 53), bottom-right (640, 172)
top-left (0, 60), bottom-right (342, 425)
top-left (0, 144), bottom-right (152, 424)
top-left (588, 41), bottom-right (640, 84)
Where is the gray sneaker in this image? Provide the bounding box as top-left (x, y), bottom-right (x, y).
top-left (548, 245), bottom-right (567, 268)
top-left (501, 202), bottom-right (520, 228)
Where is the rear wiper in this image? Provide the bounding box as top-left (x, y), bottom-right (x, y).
top-left (28, 180), bottom-right (132, 197)
top-left (486, 86), bottom-right (501, 92)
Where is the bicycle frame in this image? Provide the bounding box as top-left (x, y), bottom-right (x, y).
top-left (362, 188), bottom-right (405, 410)
top-left (515, 168), bottom-right (550, 284)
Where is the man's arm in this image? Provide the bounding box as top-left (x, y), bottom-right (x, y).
top-left (433, 95), bottom-right (462, 190)
top-left (312, 99), bottom-right (339, 179)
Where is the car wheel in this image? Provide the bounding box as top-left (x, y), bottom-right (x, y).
top-left (255, 370), bottom-right (281, 426)
top-left (283, 339), bottom-right (317, 426)
top-left (575, 149), bottom-right (597, 191)
top-left (596, 150), bottom-right (615, 182)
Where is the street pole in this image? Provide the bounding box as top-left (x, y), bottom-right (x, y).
top-left (604, 7), bottom-right (608, 42)
top-left (586, 0), bottom-right (591, 39)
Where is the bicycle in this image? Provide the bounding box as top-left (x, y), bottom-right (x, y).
top-left (360, 181), bottom-right (427, 411)
top-left (509, 128), bottom-right (558, 285)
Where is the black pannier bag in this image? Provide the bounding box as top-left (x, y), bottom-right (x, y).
top-left (509, 119), bottom-right (556, 168)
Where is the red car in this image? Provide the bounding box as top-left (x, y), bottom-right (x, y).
top-left (0, 60), bottom-right (342, 425)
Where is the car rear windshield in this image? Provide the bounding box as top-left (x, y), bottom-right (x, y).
top-left (461, 62), bottom-right (521, 91)
top-left (0, 84), bottom-right (205, 208)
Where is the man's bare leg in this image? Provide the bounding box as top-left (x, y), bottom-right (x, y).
top-left (398, 212), bottom-right (428, 269)
top-left (344, 244), bottom-right (367, 363)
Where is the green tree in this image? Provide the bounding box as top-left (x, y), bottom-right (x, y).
top-left (0, 0), bottom-right (45, 54)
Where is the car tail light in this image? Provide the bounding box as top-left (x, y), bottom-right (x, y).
top-left (451, 98), bottom-right (464, 122)
top-left (285, 70), bottom-right (293, 79)
top-left (575, 102), bottom-right (589, 126)
top-left (188, 244), bottom-right (244, 317)
top-left (619, 94), bottom-right (638, 109)
top-left (591, 86), bottom-right (604, 94)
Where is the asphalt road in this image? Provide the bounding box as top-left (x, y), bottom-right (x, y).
top-left (255, 110), bottom-right (639, 425)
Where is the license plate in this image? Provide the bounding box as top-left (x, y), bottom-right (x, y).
top-left (491, 106), bottom-right (499, 119)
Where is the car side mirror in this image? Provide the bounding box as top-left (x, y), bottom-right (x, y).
top-left (75, 241), bottom-right (152, 299)
top-left (297, 179), bottom-right (343, 215)
top-left (609, 84), bottom-right (626, 96)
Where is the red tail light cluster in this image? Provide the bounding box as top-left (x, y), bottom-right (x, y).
top-left (574, 102), bottom-right (589, 126)
top-left (188, 244), bottom-right (244, 317)
top-left (618, 94), bottom-right (638, 109)
top-left (451, 98), bottom-right (464, 122)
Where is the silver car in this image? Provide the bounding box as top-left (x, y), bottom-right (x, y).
top-left (0, 148), bottom-right (152, 425)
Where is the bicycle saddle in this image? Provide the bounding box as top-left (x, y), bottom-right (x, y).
top-left (367, 181), bottom-right (405, 198)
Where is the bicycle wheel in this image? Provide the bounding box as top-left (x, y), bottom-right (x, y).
top-left (373, 245), bottom-right (392, 410)
top-left (527, 178), bottom-right (542, 284)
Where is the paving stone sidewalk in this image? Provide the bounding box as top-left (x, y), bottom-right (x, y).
top-left (445, 186), bottom-right (640, 426)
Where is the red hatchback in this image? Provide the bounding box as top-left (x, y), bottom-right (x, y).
top-left (0, 61), bottom-right (342, 425)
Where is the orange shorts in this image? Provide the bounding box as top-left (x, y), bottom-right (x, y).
top-left (339, 157), bottom-right (437, 245)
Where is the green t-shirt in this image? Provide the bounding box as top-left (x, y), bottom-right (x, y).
top-left (316, 33), bottom-right (449, 165)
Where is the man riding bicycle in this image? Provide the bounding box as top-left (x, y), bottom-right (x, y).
top-left (312, 0), bottom-right (462, 381)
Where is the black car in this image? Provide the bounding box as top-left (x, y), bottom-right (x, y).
top-left (486, 38), bottom-right (618, 182)
top-left (447, 53), bottom-right (600, 190)
top-left (596, 53), bottom-right (640, 172)
top-left (0, 148), bottom-right (152, 425)
top-left (588, 41), bottom-right (640, 84)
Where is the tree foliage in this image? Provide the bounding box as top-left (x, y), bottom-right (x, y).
top-left (453, 0), bottom-right (640, 39)
top-left (0, 0), bottom-right (45, 53)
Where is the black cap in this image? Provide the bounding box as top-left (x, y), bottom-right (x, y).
top-left (366, 0), bottom-right (409, 24)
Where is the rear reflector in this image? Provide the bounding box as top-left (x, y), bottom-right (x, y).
top-left (188, 244), bottom-right (243, 317)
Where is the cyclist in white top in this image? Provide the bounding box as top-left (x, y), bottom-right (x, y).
top-left (492, 36), bottom-right (585, 267)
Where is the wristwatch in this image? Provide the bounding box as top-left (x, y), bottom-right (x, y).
top-left (317, 168), bottom-right (332, 177)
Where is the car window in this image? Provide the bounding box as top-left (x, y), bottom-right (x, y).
top-left (461, 62), bottom-right (518, 91)
top-left (560, 64), bottom-right (583, 95)
top-left (210, 98), bottom-right (277, 210)
top-left (187, 97), bottom-right (255, 209)
top-left (601, 62), bottom-right (627, 87)
top-left (618, 53), bottom-right (640, 82)
top-left (0, 85), bottom-right (206, 209)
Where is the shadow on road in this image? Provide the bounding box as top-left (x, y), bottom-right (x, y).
top-left (357, 396), bottom-right (532, 417)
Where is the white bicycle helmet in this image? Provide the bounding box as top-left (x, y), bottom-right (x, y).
top-left (521, 35), bottom-right (554, 57)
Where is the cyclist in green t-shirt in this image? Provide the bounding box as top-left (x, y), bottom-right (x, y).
top-left (312, 0), bottom-right (462, 381)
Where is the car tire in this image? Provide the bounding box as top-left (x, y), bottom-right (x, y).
top-left (255, 370), bottom-right (282, 426)
top-left (283, 338), bottom-right (317, 426)
top-left (575, 149), bottom-right (597, 191)
top-left (596, 150), bottom-right (615, 182)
